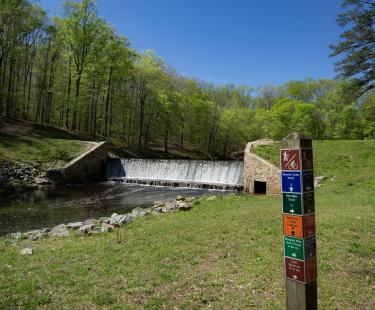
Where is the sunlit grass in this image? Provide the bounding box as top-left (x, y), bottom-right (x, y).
top-left (0, 140), bottom-right (374, 308)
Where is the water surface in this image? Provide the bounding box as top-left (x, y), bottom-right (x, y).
top-left (0, 183), bottom-right (228, 235)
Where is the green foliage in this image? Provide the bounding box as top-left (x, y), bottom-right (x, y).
top-left (330, 0), bottom-right (375, 93)
top-left (0, 0), bottom-right (374, 160)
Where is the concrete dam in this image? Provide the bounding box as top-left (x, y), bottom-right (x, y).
top-left (106, 158), bottom-right (244, 190)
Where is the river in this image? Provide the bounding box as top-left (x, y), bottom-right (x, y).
top-left (0, 182), bottom-right (229, 235)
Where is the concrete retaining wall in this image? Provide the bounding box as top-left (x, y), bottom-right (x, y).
top-left (243, 140), bottom-right (281, 196)
top-left (47, 141), bottom-right (108, 184)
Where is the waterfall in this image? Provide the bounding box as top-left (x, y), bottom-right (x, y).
top-left (106, 158), bottom-right (244, 190)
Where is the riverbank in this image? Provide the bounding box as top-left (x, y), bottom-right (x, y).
top-left (5, 195), bottom-right (195, 242)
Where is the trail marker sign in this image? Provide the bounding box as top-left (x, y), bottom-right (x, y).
top-left (281, 171), bottom-right (301, 193)
top-left (281, 149), bottom-right (301, 170)
top-left (280, 133), bottom-right (317, 310)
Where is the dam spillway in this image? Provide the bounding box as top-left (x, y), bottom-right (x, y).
top-left (105, 158), bottom-right (244, 191)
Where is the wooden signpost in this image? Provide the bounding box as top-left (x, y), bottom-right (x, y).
top-left (280, 133), bottom-right (317, 310)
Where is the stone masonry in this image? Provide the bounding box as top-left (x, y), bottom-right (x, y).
top-left (243, 140), bottom-right (281, 196)
top-left (47, 141), bottom-right (108, 184)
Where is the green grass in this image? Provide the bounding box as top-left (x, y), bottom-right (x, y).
top-left (1, 140), bottom-right (375, 309)
top-left (0, 127), bottom-right (91, 169)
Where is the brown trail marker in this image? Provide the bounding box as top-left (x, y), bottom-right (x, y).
top-left (280, 133), bottom-right (317, 310)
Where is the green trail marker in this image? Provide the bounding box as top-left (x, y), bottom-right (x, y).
top-left (283, 193), bottom-right (302, 215)
top-left (284, 236), bottom-right (304, 260)
top-left (284, 236), bottom-right (317, 261)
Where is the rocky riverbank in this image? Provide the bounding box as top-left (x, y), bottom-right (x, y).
top-left (6, 195), bottom-right (197, 246)
top-left (0, 160), bottom-right (49, 199)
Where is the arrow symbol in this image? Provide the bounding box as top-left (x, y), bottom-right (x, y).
top-left (290, 209), bottom-right (295, 214)
top-left (293, 275), bottom-right (297, 280)
top-left (292, 253), bottom-right (296, 258)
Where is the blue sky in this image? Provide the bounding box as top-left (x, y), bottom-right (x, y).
top-left (38, 0), bottom-right (343, 87)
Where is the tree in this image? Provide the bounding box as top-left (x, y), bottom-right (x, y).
top-left (330, 0), bottom-right (375, 94)
top-left (56, 0), bottom-right (104, 131)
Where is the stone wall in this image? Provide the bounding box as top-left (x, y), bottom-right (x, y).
top-left (243, 140), bottom-right (281, 196)
top-left (47, 141), bottom-right (108, 184)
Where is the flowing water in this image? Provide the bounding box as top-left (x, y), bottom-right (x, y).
top-left (0, 183), bottom-right (229, 235)
top-left (1, 159), bottom-right (244, 235)
top-left (106, 159), bottom-right (244, 190)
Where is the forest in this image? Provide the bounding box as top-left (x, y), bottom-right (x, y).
top-left (0, 0), bottom-right (374, 158)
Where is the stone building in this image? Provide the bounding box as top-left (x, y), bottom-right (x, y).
top-left (243, 140), bottom-right (281, 196)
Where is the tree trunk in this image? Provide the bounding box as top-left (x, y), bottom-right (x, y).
top-left (104, 66), bottom-right (113, 138)
top-left (138, 97), bottom-right (145, 152)
top-left (6, 57), bottom-right (15, 118)
top-left (164, 112), bottom-right (170, 153)
top-left (179, 113), bottom-right (184, 149)
top-left (71, 73), bottom-right (81, 131)
top-left (65, 58), bottom-right (72, 129)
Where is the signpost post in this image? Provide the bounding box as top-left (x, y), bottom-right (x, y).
top-left (280, 133), bottom-right (317, 310)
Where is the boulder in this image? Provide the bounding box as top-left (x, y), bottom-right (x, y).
top-left (67, 222), bottom-right (84, 230)
top-left (75, 223), bottom-right (96, 235)
top-left (110, 213), bottom-right (128, 226)
top-left (101, 223), bottom-right (114, 233)
top-left (176, 195), bottom-right (185, 201)
top-left (126, 213), bottom-right (136, 223)
top-left (314, 176), bottom-right (327, 188)
top-left (24, 230), bottom-right (43, 241)
top-left (10, 232), bottom-right (25, 241)
top-left (177, 202), bottom-right (192, 211)
top-left (99, 217), bottom-right (111, 224)
top-left (153, 207), bottom-right (165, 213)
top-left (84, 219), bottom-right (100, 225)
top-left (153, 201), bottom-right (165, 208)
top-left (51, 224), bottom-right (70, 238)
top-left (20, 247), bottom-right (33, 255)
top-left (130, 207), bottom-right (148, 218)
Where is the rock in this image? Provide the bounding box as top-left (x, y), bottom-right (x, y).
top-left (20, 247), bottom-right (33, 255)
top-left (185, 196), bottom-right (195, 202)
top-left (10, 232), bottom-right (25, 241)
top-left (110, 213), bottom-right (128, 226)
top-left (177, 202), bottom-right (192, 211)
top-left (75, 224), bottom-right (96, 235)
top-left (176, 195), bottom-right (185, 201)
top-left (130, 207), bottom-right (148, 218)
top-left (101, 223), bottom-right (114, 233)
top-left (51, 224), bottom-right (69, 238)
top-left (126, 213), bottom-right (136, 223)
top-left (153, 201), bottom-right (165, 208)
top-left (88, 230), bottom-right (101, 235)
top-left (24, 230), bottom-right (43, 241)
top-left (314, 176), bottom-right (327, 188)
top-left (84, 219), bottom-right (100, 226)
top-left (153, 207), bottom-right (164, 213)
top-left (34, 177), bottom-right (51, 185)
top-left (207, 195), bottom-right (217, 201)
top-left (67, 222), bottom-right (84, 230)
top-left (42, 228), bottom-right (51, 233)
top-left (99, 217), bottom-right (111, 224)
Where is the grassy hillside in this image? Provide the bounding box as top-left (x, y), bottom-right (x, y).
top-left (0, 119), bottom-right (92, 169)
top-left (0, 140), bottom-right (374, 309)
